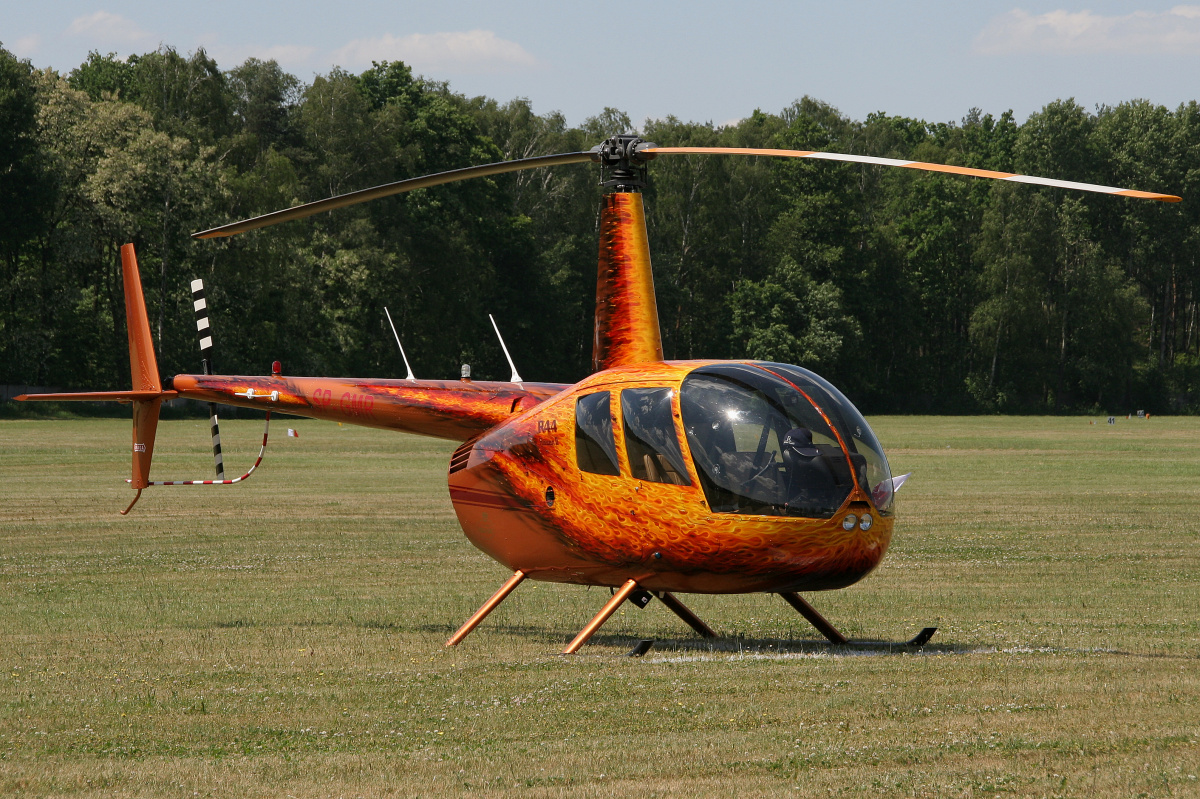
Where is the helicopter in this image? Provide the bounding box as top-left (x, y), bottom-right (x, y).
top-left (18, 135), bottom-right (1179, 655)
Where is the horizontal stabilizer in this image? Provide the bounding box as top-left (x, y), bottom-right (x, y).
top-left (16, 390), bottom-right (178, 402)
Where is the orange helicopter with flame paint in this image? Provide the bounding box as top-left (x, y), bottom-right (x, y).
top-left (18, 135), bottom-right (1180, 654)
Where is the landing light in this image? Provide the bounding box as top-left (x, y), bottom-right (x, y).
top-left (841, 514), bottom-right (857, 531)
top-left (859, 514), bottom-right (873, 531)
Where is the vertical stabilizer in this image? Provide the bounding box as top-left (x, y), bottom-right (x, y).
top-left (121, 244), bottom-right (163, 490)
top-left (592, 192), bottom-right (664, 372)
top-left (123, 244), bottom-right (161, 393)
top-left (15, 243), bottom-right (175, 509)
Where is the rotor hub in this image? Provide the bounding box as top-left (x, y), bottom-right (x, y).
top-left (591, 134), bottom-right (658, 191)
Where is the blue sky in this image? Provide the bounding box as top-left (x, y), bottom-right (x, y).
top-left (5, 2), bottom-right (1200, 128)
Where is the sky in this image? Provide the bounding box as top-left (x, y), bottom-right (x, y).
top-left (5, 1), bottom-right (1200, 129)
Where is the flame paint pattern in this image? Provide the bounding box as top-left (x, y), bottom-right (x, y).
top-left (450, 361), bottom-right (893, 594)
top-left (173, 364), bottom-right (889, 594)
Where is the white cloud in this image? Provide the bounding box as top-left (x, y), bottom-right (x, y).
top-left (10, 35), bottom-right (40, 58)
top-left (975, 6), bottom-right (1200, 55)
top-left (66, 11), bottom-right (153, 48)
top-left (199, 39), bottom-right (319, 71)
top-left (247, 44), bottom-right (318, 64)
top-left (330, 30), bottom-right (536, 73)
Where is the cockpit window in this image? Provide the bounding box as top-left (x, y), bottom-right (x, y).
top-left (620, 388), bottom-right (691, 486)
top-left (575, 391), bottom-right (619, 476)
top-left (760, 364), bottom-right (894, 513)
top-left (680, 365), bottom-right (856, 517)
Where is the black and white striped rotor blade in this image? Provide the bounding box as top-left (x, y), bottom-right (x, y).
top-left (191, 278), bottom-right (225, 480)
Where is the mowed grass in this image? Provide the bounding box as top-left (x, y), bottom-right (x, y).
top-left (1, 415), bottom-right (1198, 797)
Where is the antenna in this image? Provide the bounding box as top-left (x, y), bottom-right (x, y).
top-left (489, 314), bottom-right (523, 383)
top-left (384, 307), bottom-right (416, 381)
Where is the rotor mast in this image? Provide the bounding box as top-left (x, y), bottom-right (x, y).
top-left (591, 135), bottom-right (665, 372)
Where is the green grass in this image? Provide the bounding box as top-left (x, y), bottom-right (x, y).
top-left (2, 415), bottom-right (1198, 797)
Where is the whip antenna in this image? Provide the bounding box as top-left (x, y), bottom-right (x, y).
top-left (384, 306), bottom-right (416, 381)
top-left (489, 314), bottom-right (523, 383)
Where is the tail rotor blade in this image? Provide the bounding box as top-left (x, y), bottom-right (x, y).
top-left (191, 279), bottom-right (215, 374)
top-left (206, 407), bottom-right (225, 481)
top-left (191, 278), bottom-right (225, 480)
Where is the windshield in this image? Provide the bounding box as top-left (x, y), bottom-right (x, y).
top-left (760, 363), bottom-right (894, 513)
top-left (679, 365), bottom-right (855, 517)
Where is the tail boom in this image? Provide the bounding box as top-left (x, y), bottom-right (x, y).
top-left (171, 374), bottom-right (568, 442)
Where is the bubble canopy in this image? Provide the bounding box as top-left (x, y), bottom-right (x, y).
top-left (679, 363), bottom-right (893, 518)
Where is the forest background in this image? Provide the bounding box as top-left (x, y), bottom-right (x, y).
top-left (2, 45), bottom-right (1199, 414)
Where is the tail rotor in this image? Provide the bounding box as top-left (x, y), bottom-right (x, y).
top-left (191, 279), bottom-right (225, 479)
top-left (129, 276), bottom-right (275, 490)
top-left (17, 245), bottom-right (277, 513)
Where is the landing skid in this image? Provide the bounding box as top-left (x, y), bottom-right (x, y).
top-left (778, 592), bottom-right (937, 648)
top-left (904, 627), bottom-right (939, 647)
top-left (445, 574), bottom-right (934, 652)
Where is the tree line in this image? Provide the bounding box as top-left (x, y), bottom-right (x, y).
top-left (2, 44), bottom-right (1198, 414)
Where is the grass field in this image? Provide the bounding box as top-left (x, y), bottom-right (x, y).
top-left (2, 415), bottom-right (1199, 797)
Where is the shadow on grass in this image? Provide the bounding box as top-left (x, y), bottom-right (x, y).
top-left (421, 621), bottom-right (969, 657)
top-left (583, 632), bottom-right (966, 658)
top-left (206, 617), bottom-right (1191, 661)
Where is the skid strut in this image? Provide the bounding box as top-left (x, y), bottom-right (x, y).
top-left (563, 579), bottom-right (640, 654)
top-left (653, 591), bottom-right (717, 638)
top-left (778, 592), bottom-right (848, 644)
top-left (445, 570), bottom-right (526, 647)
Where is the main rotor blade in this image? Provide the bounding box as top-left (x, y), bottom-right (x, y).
top-left (642, 147), bottom-right (1181, 202)
top-left (192, 151), bottom-right (596, 239)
